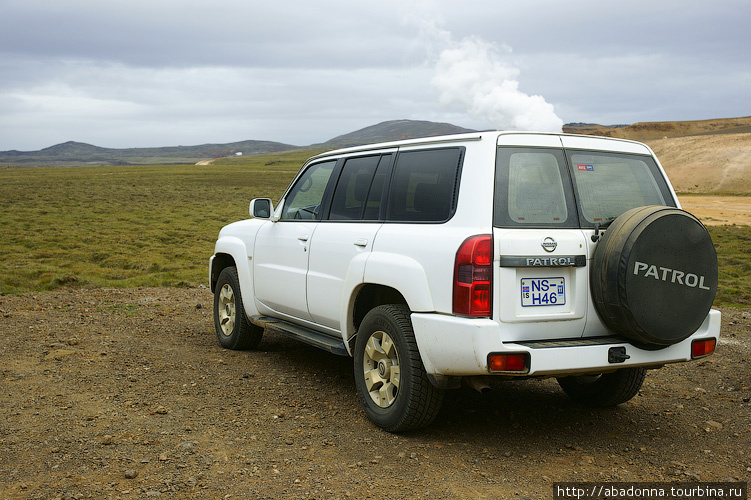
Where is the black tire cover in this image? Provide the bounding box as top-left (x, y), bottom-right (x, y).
top-left (590, 205), bottom-right (718, 347)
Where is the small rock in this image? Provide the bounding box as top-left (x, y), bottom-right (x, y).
top-left (124, 469), bottom-right (138, 479)
top-left (706, 420), bottom-right (723, 430)
top-left (159, 453), bottom-right (168, 461)
top-left (177, 441), bottom-right (197, 453)
top-left (101, 435), bottom-right (115, 445)
top-left (154, 406), bottom-right (168, 415)
top-left (44, 349), bottom-right (78, 361)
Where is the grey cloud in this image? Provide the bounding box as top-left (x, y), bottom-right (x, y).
top-left (0, 0), bottom-right (748, 150)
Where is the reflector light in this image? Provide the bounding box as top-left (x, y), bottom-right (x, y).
top-left (453, 235), bottom-right (493, 317)
top-left (691, 338), bottom-right (716, 359)
top-left (488, 353), bottom-right (528, 373)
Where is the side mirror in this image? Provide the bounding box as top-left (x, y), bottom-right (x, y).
top-left (249, 198), bottom-right (273, 219)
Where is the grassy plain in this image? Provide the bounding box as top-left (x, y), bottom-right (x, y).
top-left (1, 149), bottom-right (748, 308)
top-left (0, 149), bottom-right (320, 293)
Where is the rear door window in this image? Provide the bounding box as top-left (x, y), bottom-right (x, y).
top-left (329, 155), bottom-right (380, 221)
top-left (327, 154), bottom-right (392, 221)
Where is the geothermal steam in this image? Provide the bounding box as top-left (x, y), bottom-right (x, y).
top-left (431, 37), bottom-right (563, 133)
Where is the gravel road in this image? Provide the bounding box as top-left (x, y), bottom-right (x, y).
top-left (1, 287), bottom-right (749, 499)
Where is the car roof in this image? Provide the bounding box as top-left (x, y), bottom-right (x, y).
top-left (306, 130), bottom-right (650, 162)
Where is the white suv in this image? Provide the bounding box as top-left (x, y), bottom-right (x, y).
top-left (209, 131), bottom-right (720, 432)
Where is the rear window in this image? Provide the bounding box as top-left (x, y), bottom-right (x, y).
top-left (494, 148), bottom-right (578, 228)
top-left (568, 150), bottom-right (672, 225)
top-left (494, 147), bottom-right (675, 228)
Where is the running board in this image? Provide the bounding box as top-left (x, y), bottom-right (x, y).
top-left (249, 316), bottom-right (349, 357)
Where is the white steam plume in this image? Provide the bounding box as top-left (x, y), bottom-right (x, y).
top-left (431, 36), bottom-right (563, 133)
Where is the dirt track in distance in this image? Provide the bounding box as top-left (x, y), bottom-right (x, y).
top-left (1, 287), bottom-right (750, 499)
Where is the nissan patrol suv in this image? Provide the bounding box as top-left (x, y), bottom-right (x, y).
top-left (209, 131), bottom-right (720, 432)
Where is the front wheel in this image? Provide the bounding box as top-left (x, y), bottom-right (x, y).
top-left (213, 266), bottom-right (263, 350)
top-left (557, 367), bottom-right (646, 407)
top-left (353, 305), bottom-right (443, 432)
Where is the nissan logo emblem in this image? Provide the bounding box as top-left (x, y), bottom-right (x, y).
top-left (541, 237), bottom-right (557, 252)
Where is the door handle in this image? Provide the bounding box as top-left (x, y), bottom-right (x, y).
top-left (298, 234), bottom-right (309, 242)
top-left (354, 238), bottom-right (368, 247)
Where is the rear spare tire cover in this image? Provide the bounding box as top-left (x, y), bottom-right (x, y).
top-left (590, 206), bottom-right (717, 347)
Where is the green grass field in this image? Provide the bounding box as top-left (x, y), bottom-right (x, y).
top-left (1, 151), bottom-right (749, 308)
top-left (0, 150), bottom-right (320, 293)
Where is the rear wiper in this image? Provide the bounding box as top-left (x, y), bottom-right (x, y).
top-left (591, 216), bottom-right (617, 242)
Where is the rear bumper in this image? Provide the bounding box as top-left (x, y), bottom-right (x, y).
top-left (411, 309), bottom-right (721, 377)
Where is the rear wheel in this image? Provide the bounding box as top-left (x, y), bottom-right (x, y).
top-left (354, 305), bottom-right (443, 432)
top-left (213, 266), bottom-right (263, 350)
top-left (557, 367), bottom-right (646, 407)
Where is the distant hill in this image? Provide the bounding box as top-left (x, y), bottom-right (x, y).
top-left (313, 119), bottom-right (476, 149)
top-left (0, 120), bottom-right (476, 167)
top-left (0, 140), bottom-right (298, 167)
top-left (564, 116), bottom-right (751, 141)
top-left (3, 117), bottom-right (749, 168)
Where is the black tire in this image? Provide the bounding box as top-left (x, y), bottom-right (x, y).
top-left (213, 266), bottom-right (263, 350)
top-left (590, 206), bottom-right (718, 348)
top-left (353, 305), bottom-right (443, 432)
top-left (557, 367), bottom-right (646, 407)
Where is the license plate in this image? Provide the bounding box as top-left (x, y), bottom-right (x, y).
top-left (521, 277), bottom-right (565, 307)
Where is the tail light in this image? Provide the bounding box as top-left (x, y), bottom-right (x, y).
top-left (453, 235), bottom-right (492, 317)
top-left (488, 353), bottom-right (529, 373)
top-left (691, 338), bottom-right (716, 359)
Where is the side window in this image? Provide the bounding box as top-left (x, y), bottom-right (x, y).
top-left (494, 147), bottom-right (578, 228)
top-left (386, 148), bottom-right (463, 222)
top-left (329, 156), bottom-right (380, 220)
top-left (281, 160), bottom-right (336, 221)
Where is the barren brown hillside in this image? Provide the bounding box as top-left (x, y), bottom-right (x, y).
top-left (565, 117), bottom-right (751, 195)
top-left (646, 133), bottom-right (751, 194)
top-left (565, 116), bottom-right (751, 141)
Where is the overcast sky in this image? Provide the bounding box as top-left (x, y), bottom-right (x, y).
top-left (1, 0), bottom-right (749, 151)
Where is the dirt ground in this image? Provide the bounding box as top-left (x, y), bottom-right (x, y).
top-left (1, 287), bottom-right (749, 500)
top-left (679, 196), bottom-right (751, 226)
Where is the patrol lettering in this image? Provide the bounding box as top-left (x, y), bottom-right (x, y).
top-left (633, 261), bottom-right (711, 290)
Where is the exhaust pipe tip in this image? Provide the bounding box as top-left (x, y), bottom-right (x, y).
top-left (466, 376), bottom-right (492, 393)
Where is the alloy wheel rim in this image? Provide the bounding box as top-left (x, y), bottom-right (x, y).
top-left (218, 284), bottom-right (236, 336)
top-left (362, 331), bottom-right (400, 408)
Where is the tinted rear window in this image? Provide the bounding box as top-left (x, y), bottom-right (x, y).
top-left (387, 148), bottom-right (463, 222)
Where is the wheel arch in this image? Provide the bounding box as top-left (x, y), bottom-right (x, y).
top-left (210, 252), bottom-right (236, 293)
top-left (210, 236), bottom-right (258, 318)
